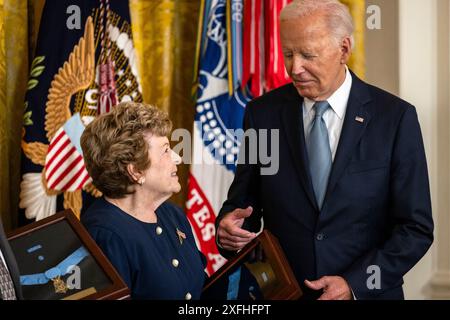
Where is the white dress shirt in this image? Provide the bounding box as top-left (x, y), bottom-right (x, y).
top-left (302, 67), bottom-right (356, 299)
top-left (303, 66), bottom-right (353, 161)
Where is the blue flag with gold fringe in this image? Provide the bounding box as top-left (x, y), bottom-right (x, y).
top-left (20, 0), bottom-right (142, 223)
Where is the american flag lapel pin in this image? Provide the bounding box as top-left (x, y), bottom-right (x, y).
top-left (355, 116), bottom-right (364, 123)
top-left (176, 228), bottom-right (186, 244)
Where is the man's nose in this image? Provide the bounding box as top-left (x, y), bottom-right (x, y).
top-left (291, 55), bottom-right (306, 76)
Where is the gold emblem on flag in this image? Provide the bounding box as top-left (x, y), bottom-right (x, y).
top-left (21, 17), bottom-right (96, 219)
top-left (20, 8), bottom-right (143, 220)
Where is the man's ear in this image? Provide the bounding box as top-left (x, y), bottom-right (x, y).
top-left (340, 36), bottom-right (352, 64)
top-left (126, 163), bottom-right (141, 183)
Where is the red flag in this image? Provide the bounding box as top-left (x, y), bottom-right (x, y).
top-left (242, 0), bottom-right (263, 97)
top-left (265, 0), bottom-right (292, 91)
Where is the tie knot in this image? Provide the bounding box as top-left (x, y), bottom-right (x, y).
top-left (313, 101), bottom-right (329, 118)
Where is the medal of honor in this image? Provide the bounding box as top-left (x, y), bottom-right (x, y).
top-left (52, 276), bottom-right (69, 294)
top-left (21, 246), bottom-right (89, 295)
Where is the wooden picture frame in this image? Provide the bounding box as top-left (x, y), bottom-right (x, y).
top-left (7, 210), bottom-right (130, 300)
top-left (202, 230), bottom-right (302, 300)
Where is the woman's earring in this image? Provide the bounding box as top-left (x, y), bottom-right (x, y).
top-left (139, 178), bottom-right (145, 186)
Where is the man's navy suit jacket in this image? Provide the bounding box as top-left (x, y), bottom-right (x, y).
top-left (0, 220), bottom-right (23, 300)
top-left (217, 71), bottom-right (434, 300)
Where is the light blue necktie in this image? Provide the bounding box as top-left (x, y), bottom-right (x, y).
top-left (307, 101), bottom-right (332, 210)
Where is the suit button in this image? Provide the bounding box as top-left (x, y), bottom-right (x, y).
top-left (316, 233), bottom-right (324, 241)
top-left (156, 227), bottom-right (163, 235)
top-left (185, 292), bottom-right (192, 300)
top-left (172, 259), bottom-right (179, 267)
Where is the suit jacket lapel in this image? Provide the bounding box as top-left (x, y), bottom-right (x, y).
top-left (281, 85), bottom-right (318, 210)
top-left (324, 73), bottom-right (373, 204)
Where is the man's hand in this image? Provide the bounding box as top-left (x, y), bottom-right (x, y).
top-left (304, 276), bottom-right (353, 300)
top-left (217, 206), bottom-right (257, 251)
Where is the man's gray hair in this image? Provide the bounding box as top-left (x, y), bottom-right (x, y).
top-left (280, 0), bottom-right (355, 48)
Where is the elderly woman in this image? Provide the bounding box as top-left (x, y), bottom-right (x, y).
top-left (80, 102), bottom-right (205, 300)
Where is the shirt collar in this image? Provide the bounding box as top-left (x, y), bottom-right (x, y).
top-left (303, 66), bottom-right (353, 120)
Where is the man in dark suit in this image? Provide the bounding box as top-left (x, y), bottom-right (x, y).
top-left (0, 219), bottom-right (23, 300)
top-left (216, 0), bottom-right (434, 300)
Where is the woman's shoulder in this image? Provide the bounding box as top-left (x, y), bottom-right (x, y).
top-left (82, 198), bottom-right (112, 220)
top-left (81, 198), bottom-right (132, 235)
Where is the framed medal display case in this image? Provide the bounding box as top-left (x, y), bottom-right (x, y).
top-left (202, 230), bottom-right (302, 300)
top-left (7, 210), bottom-right (130, 300)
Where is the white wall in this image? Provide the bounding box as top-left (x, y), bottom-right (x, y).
top-left (365, 0), bottom-right (450, 299)
top-left (398, 0), bottom-right (437, 300)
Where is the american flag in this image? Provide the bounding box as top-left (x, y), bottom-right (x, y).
top-left (44, 113), bottom-right (91, 192)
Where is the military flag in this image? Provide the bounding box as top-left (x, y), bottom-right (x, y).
top-left (188, 0), bottom-right (293, 276)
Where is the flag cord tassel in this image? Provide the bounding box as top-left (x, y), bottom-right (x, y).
top-left (97, 0), bottom-right (118, 115)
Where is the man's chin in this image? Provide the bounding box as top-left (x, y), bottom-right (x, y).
top-left (295, 87), bottom-right (317, 100)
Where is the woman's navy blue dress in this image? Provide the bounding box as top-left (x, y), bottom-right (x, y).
top-left (81, 197), bottom-right (206, 300)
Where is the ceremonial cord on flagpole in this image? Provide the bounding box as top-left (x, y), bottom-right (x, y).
top-left (98, 0), bottom-right (105, 64)
top-left (106, 0), bottom-right (113, 62)
top-left (97, 0), bottom-right (118, 115)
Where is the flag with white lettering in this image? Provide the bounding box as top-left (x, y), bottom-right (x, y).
top-left (187, 0), bottom-right (251, 275)
top-left (188, 0), bottom-right (294, 276)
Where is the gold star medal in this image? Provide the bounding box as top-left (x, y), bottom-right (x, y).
top-left (176, 228), bottom-right (186, 244)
